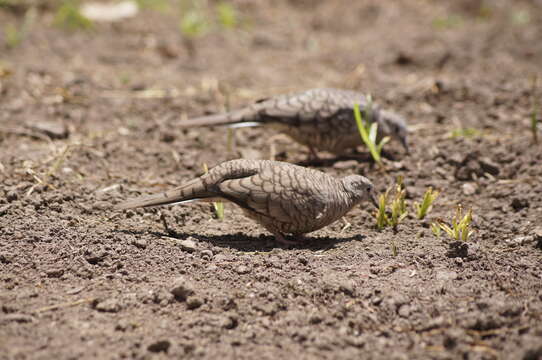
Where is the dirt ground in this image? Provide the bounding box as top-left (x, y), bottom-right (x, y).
top-left (1, 0), bottom-right (542, 359)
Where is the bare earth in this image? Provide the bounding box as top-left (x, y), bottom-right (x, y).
top-left (1, 1), bottom-right (541, 359)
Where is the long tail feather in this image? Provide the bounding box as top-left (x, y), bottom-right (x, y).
top-left (115, 178), bottom-right (214, 210)
top-left (179, 108), bottom-right (259, 128)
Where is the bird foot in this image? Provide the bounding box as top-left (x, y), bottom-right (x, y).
top-left (272, 232), bottom-right (308, 245)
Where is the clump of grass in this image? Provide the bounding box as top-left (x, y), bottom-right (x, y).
top-left (54, 0), bottom-right (93, 30)
top-left (180, 8), bottom-right (209, 38)
top-left (3, 7), bottom-right (36, 49)
top-left (436, 205), bottom-right (474, 242)
top-left (511, 9), bottom-right (530, 26)
top-left (4, 23), bottom-right (21, 48)
top-left (354, 98), bottom-right (389, 166)
top-left (202, 163), bottom-right (224, 220)
top-left (449, 128), bottom-right (481, 138)
top-left (531, 75), bottom-right (539, 144)
top-left (179, 0), bottom-right (240, 38)
top-left (389, 177), bottom-right (408, 230)
top-left (374, 189), bottom-right (399, 256)
top-left (413, 187), bottom-right (439, 220)
top-left (375, 190), bottom-right (390, 231)
top-left (374, 177), bottom-right (408, 231)
top-left (216, 1), bottom-right (238, 29)
top-left (430, 222), bottom-right (441, 238)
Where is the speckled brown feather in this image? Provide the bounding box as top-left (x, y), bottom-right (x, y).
top-left (116, 159), bottom-right (376, 243)
top-left (180, 88), bottom-right (408, 154)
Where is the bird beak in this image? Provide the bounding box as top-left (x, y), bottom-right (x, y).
top-left (370, 193), bottom-right (379, 209)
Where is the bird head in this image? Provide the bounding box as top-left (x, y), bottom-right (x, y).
top-left (378, 110), bottom-right (409, 153)
top-left (342, 175), bottom-right (378, 208)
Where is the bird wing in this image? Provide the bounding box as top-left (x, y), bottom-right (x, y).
top-left (216, 166), bottom-right (328, 225)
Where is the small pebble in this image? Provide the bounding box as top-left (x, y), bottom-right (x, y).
top-left (147, 340), bottom-right (171, 353)
top-left (132, 239), bottom-right (147, 249)
top-left (94, 298), bottom-right (122, 313)
top-left (1, 314), bottom-right (34, 323)
top-left (46, 268), bottom-right (64, 278)
top-left (506, 236), bottom-right (535, 247)
top-left (177, 238), bottom-right (198, 252)
top-left (200, 250), bottom-right (213, 260)
top-left (170, 276), bottom-right (195, 301)
top-left (6, 191), bottom-right (18, 202)
top-left (220, 315), bottom-right (238, 329)
top-left (236, 265), bottom-right (250, 275)
top-left (462, 183), bottom-right (477, 196)
top-left (186, 296), bottom-right (203, 310)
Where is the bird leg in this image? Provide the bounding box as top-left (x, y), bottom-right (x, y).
top-left (269, 230), bottom-right (307, 245)
top-left (340, 217), bottom-right (351, 233)
top-left (307, 146), bottom-right (321, 162)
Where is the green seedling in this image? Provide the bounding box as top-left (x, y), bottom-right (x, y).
top-left (354, 99), bottom-right (389, 166)
top-left (202, 163), bottom-right (224, 220)
top-left (388, 177), bottom-right (408, 230)
top-left (450, 128), bottom-right (481, 138)
top-left (375, 190), bottom-right (390, 231)
top-left (431, 222), bottom-right (441, 238)
top-left (437, 205), bottom-right (473, 242)
top-left (374, 190), bottom-right (399, 256)
top-left (180, 9), bottom-right (209, 37)
top-left (511, 10), bottom-right (530, 26)
top-left (4, 7), bottom-right (36, 48)
top-left (374, 177), bottom-right (408, 230)
top-left (216, 1), bottom-right (238, 29)
top-left (413, 187), bottom-right (439, 220)
top-left (54, 0), bottom-right (93, 30)
top-left (4, 23), bottom-right (21, 48)
top-left (531, 75), bottom-right (539, 144)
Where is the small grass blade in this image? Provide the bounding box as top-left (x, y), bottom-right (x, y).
top-left (376, 192), bottom-right (389, 231)
top-left (354, 102), bottom-right (389, 166)
top-left (437, 205), bottom-right (474, 241)
top-left (202, 163), bottom-right (224, 220)
top-left (413, 187), bottom-right (439, 220)
top-left (431, 222), bottom-right (441, 238)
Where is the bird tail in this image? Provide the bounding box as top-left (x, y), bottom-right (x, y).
top-left (115, 177), bottom-right (215, 210)
top-left (179, 108), bottom-right (261, 129)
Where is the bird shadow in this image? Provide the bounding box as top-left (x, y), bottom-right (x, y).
top-left (115, 228), bottom-right (366, 252)
top-left (295, 149), bottom-right (401, 168)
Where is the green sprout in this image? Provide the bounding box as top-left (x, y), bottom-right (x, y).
top-left (374, 177), bottom-right (408, 231)
top-left (354, 98), bottom-right (389, 166)
top-left (54, 0), bottom-right (93, 30)
top-left (430, 222), bottom-right (441, 238)
top-left (375, 190), bottom-right (390, 231)
top-left (4, 24), bottom-right (21, 48)
top-left (389, 177), bottom-right (408, 230)
top-left (413, 187), bottom-right (439, 220)
top-left (449, 128), bottom-right (481, 138)
top-left (180, 9), bottom-right (209, 37)
top-left (531, 75), bottom-right (539, 144)
top-left (216, 1), bottom-right (238, 29)
top-left (202, 163), bottom-right (224, 220)
top-left (4, 7), bottom-right (36, 48)
top-left (437, 205), bottom-right (474, 242)
top-left (374, 189), bottom-right (399, 256)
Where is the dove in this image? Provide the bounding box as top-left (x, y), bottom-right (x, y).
top-left (180, 88), bottom-right (408, 157)
top-left (116, 159), bottom-right (378, 244)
